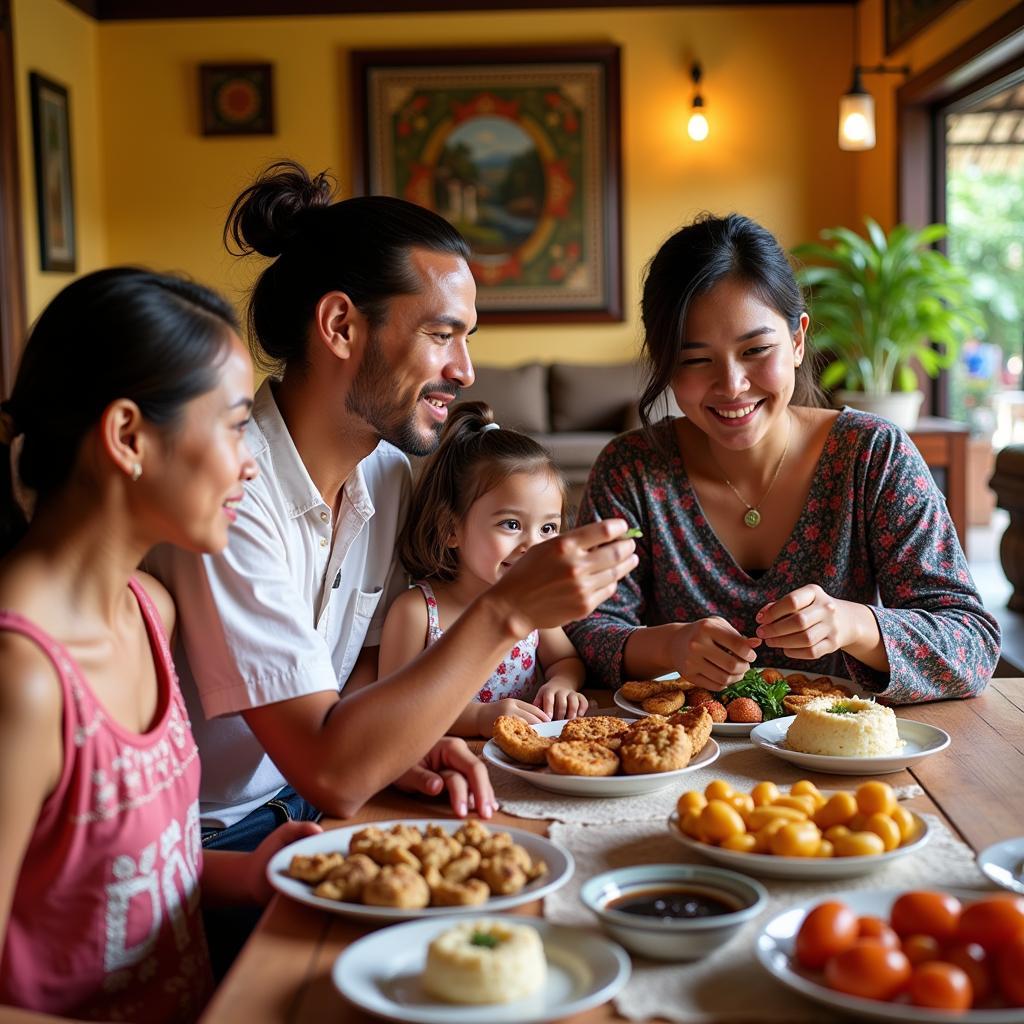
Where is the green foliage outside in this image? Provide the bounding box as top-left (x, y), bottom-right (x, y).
top-left (793, 219), bottom-right (984, 396)
top-left (946, 165), bottom-right (1024, 434)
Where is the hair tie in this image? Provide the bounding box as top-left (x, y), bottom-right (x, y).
top-left (481, 422), bottom-right (500, 433)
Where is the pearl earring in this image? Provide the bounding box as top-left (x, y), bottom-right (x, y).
top-left (131, 462), bottom-right (142, 482)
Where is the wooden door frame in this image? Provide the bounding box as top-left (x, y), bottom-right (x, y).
top-left (0, 0), bottom-right (25, 395)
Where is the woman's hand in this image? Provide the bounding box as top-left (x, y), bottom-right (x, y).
top-left (393, 736), bottom-right (498, 819)
top-left (474, 698), bottom-right (550, 735)
top-left (533, 683), bottom-right (589, 722)
top-left (756, 584), bottom-right (856, 659)
top-left (667, 617), bottom-right (760, 689)
top-left (243, 820), bottom-right (323, 904)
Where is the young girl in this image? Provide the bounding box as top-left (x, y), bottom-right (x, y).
top-left (0, 269), bottom-right (318, 1021)
top-left (380, 402), bottom-right (589, 736)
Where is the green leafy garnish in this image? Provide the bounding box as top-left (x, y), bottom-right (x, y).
top-left (470, 932), bottom-right (500, 948)
top-left (623, 528), bottom-right (643, 539)
top-left (719, 668), bottom-right (790, 721)
top-left (827, 702), bottom-right (856, 715)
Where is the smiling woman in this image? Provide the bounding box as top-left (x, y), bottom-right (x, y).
top-left (566, 212), bottom-right (1000, 706)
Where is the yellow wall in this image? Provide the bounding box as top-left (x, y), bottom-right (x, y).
top-left (91, 6), bottom-right (858, 366)
top-left (13, 0), bottom-right (106, 327)
top-left (855, 0), bottom-right (1021, 228)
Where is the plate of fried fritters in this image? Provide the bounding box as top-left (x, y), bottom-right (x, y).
top-left (267, 818), bottom-right (573, 922)
top-left (613, 671), bottom-right (859, 737)
top-left (482, 710), bottom-right (720, 797)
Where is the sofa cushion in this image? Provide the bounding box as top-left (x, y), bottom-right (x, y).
top-left (536, 431), bottom-right (616, 477)
top-left (622, 387), bottom-right (685, 431)
top-left (549, 362), bottom-right (640, 433)
top-left (461, 362), bottom-right (549, 433)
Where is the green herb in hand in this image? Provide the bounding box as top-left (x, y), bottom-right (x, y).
top-left (470, 932), bottom-right (500, 948)
top-left (623, 528), bottom-right (643, 539)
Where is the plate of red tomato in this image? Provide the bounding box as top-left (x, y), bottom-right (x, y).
top-left (755, 888), bottom-right (1024, 1021)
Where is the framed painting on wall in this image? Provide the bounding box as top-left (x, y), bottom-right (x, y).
top-left (29, 72), bottom-right (75, 273)
top-left (351, 45), bottom-right (622, 323)
top-left (199, 63), bottom-right (275, 136)
top-left (885, 0), bottom-right (959, 53)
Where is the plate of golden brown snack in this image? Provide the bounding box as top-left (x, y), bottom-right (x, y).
top-left (668, 777), bottom-right (931, 880)
top-left (613, 668), bottom-right (860, 737)
top-left (332, 914), bottom-right (631, 1024)
top-left (267, 818), bottom-right (573, 922)
top-left (482, 710), bottom-right (720, 797)
top-left (756, 888), bottom-right (1024, 1021)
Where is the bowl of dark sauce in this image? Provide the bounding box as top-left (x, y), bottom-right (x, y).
top-left (580, 865), bottom-right (767, 961)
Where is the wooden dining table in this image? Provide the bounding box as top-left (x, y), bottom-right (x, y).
top-left (200, 679), bottom-right (1024, 1024)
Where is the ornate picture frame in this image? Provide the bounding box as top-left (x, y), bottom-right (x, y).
top-left (885, 0), bottom-right (959, 54)
top-left (352, 45), bottom-right (622, 323)
top-left (199, 63), bottom-right (275, 136)
top-left (29, 72), bottom-right (75, 272)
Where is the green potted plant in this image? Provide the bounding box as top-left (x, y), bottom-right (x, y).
top-left (792, 218), bottom-right (983, 430)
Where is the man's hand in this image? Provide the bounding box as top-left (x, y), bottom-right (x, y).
top-left (490, 519), bottom-right (638, 637)
top-left (393, 736), bottom-right (497, 818)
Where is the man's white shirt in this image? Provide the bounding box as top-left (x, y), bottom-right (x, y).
top-left (147, 379), bottom-right (411, 827)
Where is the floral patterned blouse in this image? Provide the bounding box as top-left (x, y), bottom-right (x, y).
top-left (565, 410), bottom-right (1000, 704)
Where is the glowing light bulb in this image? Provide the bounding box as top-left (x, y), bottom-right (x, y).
top-left (688, 110), bottom-right (709, 142)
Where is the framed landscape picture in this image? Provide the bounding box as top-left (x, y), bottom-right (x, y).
top-left (352, 45), bottom-right (622, 323)
top-left (29, 72), bottom-right (75, 272)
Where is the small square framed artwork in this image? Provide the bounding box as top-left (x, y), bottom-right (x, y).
top-left (29, 72), bottom-right (75, 272)
top-left (199, 63), bottom-right (274, 136)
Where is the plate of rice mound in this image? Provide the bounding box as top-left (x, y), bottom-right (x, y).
top-left (614, 669), bottom-right (860, 737)
top-left (482, 711), bottom-right (720, 797)
top-left (267, 818), bottom-right (573, 922)
top-left (750, 697), bottom-right (951, 774)
top-left (333, 914), bottom-right (630, 1023)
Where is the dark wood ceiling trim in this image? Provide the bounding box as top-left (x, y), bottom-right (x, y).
top-left (87, 0), bottom-right (850, 20)
top-left (62, 0), bottom-right (99, 17)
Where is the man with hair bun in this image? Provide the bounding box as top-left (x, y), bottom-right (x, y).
top-left (148, 162), bottom-right (637, 855)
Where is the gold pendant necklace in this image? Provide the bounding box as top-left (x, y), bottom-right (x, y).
top-left (711, 418), bottom-right (792, 529)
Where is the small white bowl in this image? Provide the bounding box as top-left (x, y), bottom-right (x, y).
top-left (579, 864), bottom-right (767, 962)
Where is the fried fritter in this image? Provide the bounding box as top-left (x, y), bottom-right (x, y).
top-left (620, 720), bottom-right (692, 774)
top-left (287, 852), bottom-right (344, 884)
top-left (362, 864), bottom-right (430, 908)
top-left (620, 678), bottom-right (688, 702)
top-left (546, 739), bottom-right (620, 776)
top-left (491, 715), bottom-right (554, 765)
top-left (668, 705), bottom-right (713, 755)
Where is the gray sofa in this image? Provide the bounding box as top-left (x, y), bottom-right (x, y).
top-left (446, 361), bottom-right (682, 504)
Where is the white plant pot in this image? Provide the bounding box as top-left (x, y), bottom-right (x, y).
top-left (834, 390), bottom-right (924, 431)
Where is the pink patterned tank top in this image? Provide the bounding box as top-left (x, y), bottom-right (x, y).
top-left (0, 578), bottom-right (211, 1022)
top-left (414, 581), bottom-right (541, 703)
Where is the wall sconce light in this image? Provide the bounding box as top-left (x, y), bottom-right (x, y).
top-left (688, 62), bottom-right (709, 142)
top-left (838, 64), bottom-right (910, 151)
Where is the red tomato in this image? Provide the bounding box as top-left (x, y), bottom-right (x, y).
top-left (795, 901), bottom-right (859, 970)
top-left (957, 896), bottom-right (1024, 953)
top-left (943, 941), bottom-right (994, 1005)
top-left (858, 916), bottom-right (900, 950)
top-left (997, 936), bottom-right (1024, 1006)
top-left (890, 892), bottom-right (962, 941)
top-left (824, 941), bottom-right (912, 1001)
top-left (908, 961), bottom-right (973, 1011)
top-left (901, 933), bottom-right (941, 965)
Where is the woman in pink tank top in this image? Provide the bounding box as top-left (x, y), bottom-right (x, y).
top-left (0, 270), bottom-right (320, 1022)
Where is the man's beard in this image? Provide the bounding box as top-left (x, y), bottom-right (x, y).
top-left (346, 332), bottom-right (459, 457)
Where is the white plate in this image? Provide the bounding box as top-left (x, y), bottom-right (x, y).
top-left (613, 669), bottom-right (858, 738)
top-left (667, 806), bottom-right (932, 879)
top-left (267, 819), bottom-right (573, 922)
top-left (332, 914), bottom-right (631, 1024)
top-left (978, 836), bottom-right (1024, 896)
top-left (749, 716), bottom-right (951, 775)
top-left (756, 888), bottom-right (1018, 1023)
top-left (482, 719), bottom-right (720, 797)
